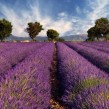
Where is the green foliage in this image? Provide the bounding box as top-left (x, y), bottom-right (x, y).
top-left (87, 17), bottom-right (109, 41)
top-left (85, 37), bottom-right (95, 42)
top-left (87, 27), bottom-right (96, 38)
top-left (71, 77), bottom-right (108, 98)
top-left (95, 18), bottom-right (109, 37)
top-left (57, 38), bottom-right (65, 42)
top-left (47, 29), bottom-right (59, 41)
top-left (86, 26), bottom-right (99, 41)
top-left (105, 34), bottom-right (109, 41)
top-left (26, 22), bottom-right (44, 41)
top-left (0, 19), bottom-right (12, 41)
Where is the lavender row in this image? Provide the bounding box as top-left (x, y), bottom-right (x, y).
top-left (0, 42), bottom-right (54, 109)
top-left (65, 42), bottom-right (109, 73)
top-left (0, 42), bottom-right (19, 54)
top-left (79, 42), bottom-right (109, 54)
top-left (0, 42), bottom-right (43, 54)
top-left (0, 42), bottom-right (45, 77)
top-left (83, 41), bottom-right (109, 47)
top-left (56, 42), bottom-right (109, 109)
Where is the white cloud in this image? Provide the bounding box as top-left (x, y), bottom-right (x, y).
top-left (71, 0), bottom-right (109, 35)
top-left (0, 2), bottom-right (73, 37)
top-left (0, 4), bottom-right (27, 36)
top-left (58, 12), bottom-right (68, 17)
top-left (76, 6), bottom-right (81, 14)
top-left (87, 0), bottom-right (109, 21)
top-left (0, 0), bottom-right (109, 37)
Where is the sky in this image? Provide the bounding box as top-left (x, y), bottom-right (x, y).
top-left (0, 0), bottom-right (109, 37)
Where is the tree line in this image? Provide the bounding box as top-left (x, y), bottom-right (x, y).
top-left (0, 19), bottom-right (64, 42)
top-left (0, 17), bottom-right (109, 42)
top-left (86, 18), bottom-right (109, 41)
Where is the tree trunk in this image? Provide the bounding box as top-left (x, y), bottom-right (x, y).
top-left (106, 37), bottom-right (108, 42)
top-left (33, 39), bottom-right (36, 42)
top-left (31, 37), bottom-right (35, 42)
top-left (96, 37), bottom-right (99, 41)
top-left (1, 39), bottom-right (3, 42)
top-left (105, 35), bottom-right (109, 42)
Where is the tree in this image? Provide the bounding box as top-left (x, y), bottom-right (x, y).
top-left (95, 18), bottom-right (109, 39)
top-left (0, 19), bottom-right (12, 42)
top-left (26, 22), bottom-right (44, 41)
top-left (85, 37), bottom-right (95, 42)
top-left (87, 26), bottom-right (99, 41)
top-left (57, 38), bottom-right (65, 42)
top-left (87, 17), bottom-right (109, 41)
top-left (105, 34), bottom-right (109, 41)
top-left (47, 29), bottom-right (59, 41)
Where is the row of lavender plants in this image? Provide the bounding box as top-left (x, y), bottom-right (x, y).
top-left (82, 41), bottom-right (109, 47)
top-left (0, 42), bottom-right (46, 78)
top-left (64, 42), bottom-right (109, 73)
top-left (0, 42), bottom-right (19, 53)
top-left (0, 42), bottom-right (54, 109)
top-left (79, 42), bottom-right (109, 54)
top-left (56, 42), bottom-right (109, 109)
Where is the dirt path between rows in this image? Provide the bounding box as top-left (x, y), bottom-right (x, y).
top-left (50, 44), bottom-right (67, 109)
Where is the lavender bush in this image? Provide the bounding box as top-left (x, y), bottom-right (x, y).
top-left (82, 41), bottom-right (109, 47)
top-left (80, 42), bottom-right (109, 54)
top-left (0, 42), bottom-right (18, 53)
top-left (56, 42), bottom-right (109, 109)
top-left (0, 42), bottom-right (54, 109)
top-left (65, 42), bottom-right (109, 73)
top-left (0, 42), bottom-right (46, 77)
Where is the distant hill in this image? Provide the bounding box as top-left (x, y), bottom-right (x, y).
top-left (63, 34), bottom-right (87, 41)
top-left (6, 35), bottom-right (47, 41)
top-left (5, 34), bottom-right (87, 41)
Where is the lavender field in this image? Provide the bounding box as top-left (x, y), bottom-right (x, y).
top-left (0, 42), bottom-right (109, 109)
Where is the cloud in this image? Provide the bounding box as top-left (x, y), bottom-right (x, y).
top-left (45, 19), bottom-right (73, 36)
top-left (0, 1), bottom-right (73, 37)
top-left (58, 12), bottom-right (68, 17)
top-left (76, 6), bottom-right (81, 14)
top-left (0, 4), bottom-right (28, 37)
top-left (87, 0), bottom-right (109, 21)
top-left (0, 0), bottom-right (109, 37)
top-left (71, 0), bottom-right (109, 35)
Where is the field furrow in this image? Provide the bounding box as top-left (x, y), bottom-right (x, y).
top-left (65, 42), bottom-right (109, 73)
top-left (80, 42), bottom-right (109, 54)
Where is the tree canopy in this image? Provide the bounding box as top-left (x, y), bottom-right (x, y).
top-left (47, 29), bottom-right (59, 41)
top-left (26, 22), bottom-right (44, 41)
top-left (86, 18), bottom-right (109, 41)
top-left (0, 19), bottom-right (12, 42)
top-left (57, 38), bottom-right (65, 42)
top-left (95, 18), bottom-right (109, 38)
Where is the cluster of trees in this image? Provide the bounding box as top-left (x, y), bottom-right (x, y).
top-left (86, 18), bottom-right (109, 41)
top-left (0, 18), bottom-right (64, 42)
top-left (26, 22), bottom-right (64, 42)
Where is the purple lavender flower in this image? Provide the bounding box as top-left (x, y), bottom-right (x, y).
top-left (57, 42), bottom-right (109, 109)
top-left (0, 42), bottom-right (46, 78)
top-left (0, 42), bottom-right (54, 109)
top-left (65, 42), bottom-right (109, 73)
